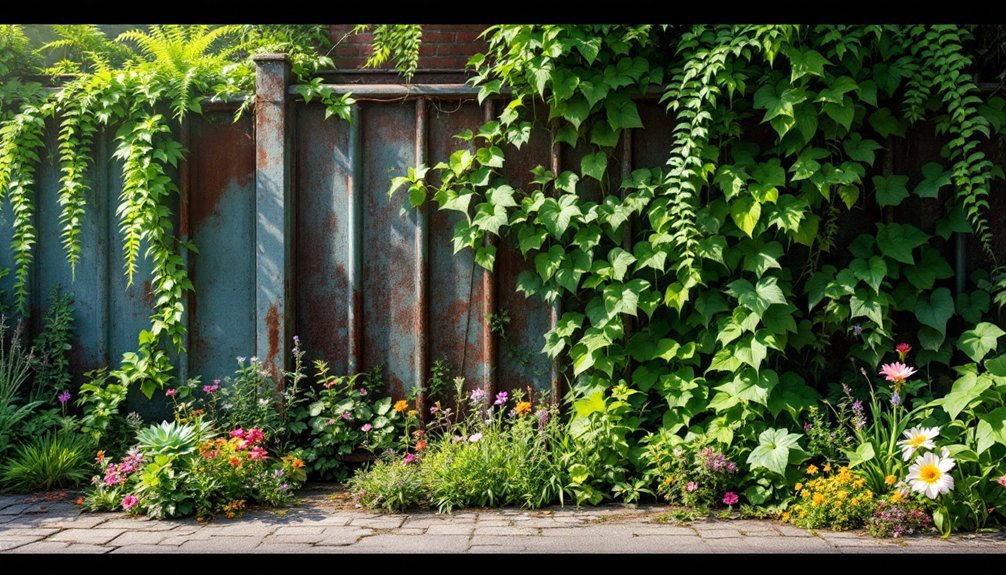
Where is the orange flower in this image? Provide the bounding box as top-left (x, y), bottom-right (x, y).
top-left (292, 458), bottom-right (304, 469)
top-left (515, 401), bottom-right (532, 416)
top-left (416, 440), bottom-right (427, 451)
top-left (75, 497), bottom-right (85, 506)
top-left (413, 429), bottom-right (425, 438)
top-left (394, 400), bottom-right (409, 413)
top-left (229, 457), bottom-right (241, 467)
top-left (95, 450), bottom-right (105, 463)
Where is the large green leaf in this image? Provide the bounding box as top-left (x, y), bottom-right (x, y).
top-left (875, 223), bottom-right (928, 264)
top-left (581, 151), bottom-right (608, 181)
top-left (746, 428), bottom-right (805, 477)
top-left (957, 322), bottom-right (1005, 363)
top-left (915, 288), bottom-right (954, 334)
top-left (730, 196), bottom-right (761, 237)
top-left (728, 276), bottom-right (787, 318)
top-left (849, 256), bottom-right (887, 294)
top-left (873, 175), bottom-right (909, 207)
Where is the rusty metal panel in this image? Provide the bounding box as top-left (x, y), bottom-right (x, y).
top-left (427, 101), bottom-right (487, 396)
top-left (294, 103), bottom-right (351, 376)
top-left (187, 112), bottom-right (256, 383)
top-left (360, 102), bottom-right (419, 398)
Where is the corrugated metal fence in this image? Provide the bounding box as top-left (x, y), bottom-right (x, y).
top-left (2, 55), bottom-right (1000, 414)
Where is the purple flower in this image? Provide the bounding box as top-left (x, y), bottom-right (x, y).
top-left (403, 453), bottom-right (416, 465)
top-left (723, 492), bottom-right (739, 506)
top-left (292, 335), bottom-right (301, 348)
top-left (891, 391), bottom-right (900, 407)
top-left (494, 391), bottom-right (508, 406)
top-left (274, 468), bottom-right (284, 478)
top-left (536, 409), bottom-right (550, 427)
top-left (470, 389), bottom-right (486, 403)
top-left (361, 423), bottom-right (373, 432)
top-left (726, 462), bottom-right (737, 473)
top-left (852, 324), bottom-right (863, 335)
top-left (358, 388), bottom-right (368, 397)
top-left (686, 482), bottom-right (698, 492)
top-left (57, 390), bottom-right (71, 405)
top-left (280, 483), bottom-right (289, 491)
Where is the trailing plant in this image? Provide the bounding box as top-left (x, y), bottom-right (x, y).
top-left (350, 25), bottom-right (423, 81)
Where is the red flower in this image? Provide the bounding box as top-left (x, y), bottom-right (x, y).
top-left (415, 440), bottom-right (427, 451)
top-left (229, 457), bottom-right (242, 467)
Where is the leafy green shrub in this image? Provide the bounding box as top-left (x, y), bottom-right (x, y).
top-left (83, 420), bottom-right (305, 520)
top-left (0, 318), bottom-right (40, 456)
top-left (29, 286), bottom-right (74, 404)
top-left (644, 436), bottom-right (743, 509)
top-left (0, 432), bottom-right (93, 492)
top-left (351, 387), bottom-right (569, 512)
top-left (347, 454), bottom-right (427, 512)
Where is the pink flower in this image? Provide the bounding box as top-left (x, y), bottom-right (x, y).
top-left (230, 428), bottom-right (246, 439)
top-left (104, 472), bottom-right (123, 486)
top-left (165, 388), bottom-right (177, 397)
top-left (895, 343), bottom-right (912, 361)
top-left (203, 382), bottom-right (220, 393)
top-left (998, 475), bottom-right (1006, 488)
top-left (403, 453), bottom-right (416, 465)
top-left (358, 388), bottom-right (368, 396)
top-left (248, 446), bottom-right (268, 460)
top-left (879, 362), bottom-right (917, 384)
top-left (361, 423), bottom-right (373, 432)
top-left (341, 412), bottom-right (352, 420)
top-left (686, 482), bottom-right (698, 492)
top-left (122, 495), bottom-right (139, 510)
top-left (723, 492), bottom-right (739, 506)
top-left (246, 428), bottom-right (264, 444)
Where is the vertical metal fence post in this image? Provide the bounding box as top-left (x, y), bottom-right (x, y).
top-left (253, 54), bottom-right (293, 387)
top-left (347, 104), bottom-right (364, 374)
top-left (549, 120), bottom-right (563, 407)
top-left (415, 98), bottom-right (430, 421)
top-left (481, 100), bottom-right (497, 403)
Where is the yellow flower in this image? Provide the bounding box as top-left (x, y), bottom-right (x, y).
top-left (806, 464), bottom-right (819, 476)
top-left (853, 478), bottom-right (866, 488)
top-left (781, 511), bottom-right (792, 523)
top-left (885, 474), bottom-right (897, 486)
top-left (794, 482), bottom-right (803, 492)
top-left (823, 463), bottom-right (832, 473)
top-left (407, 409), bottom-right (418, 417)
top-left (812, 493), bottom-right (826, 506)
top-left (393, 400), bottom-right (409, 413)
top-left (515, 401), bottom-right (532, 416)
top-left (890, 491), bottom-right (904, 503)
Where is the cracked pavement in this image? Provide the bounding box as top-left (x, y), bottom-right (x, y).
top-left (1, 486), bottom-right (1004, 553)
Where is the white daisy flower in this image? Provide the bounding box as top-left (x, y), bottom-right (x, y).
top-left (898, 426), bottom-right (940, 461)
top-left (906, 450), bottom-right (955, 499)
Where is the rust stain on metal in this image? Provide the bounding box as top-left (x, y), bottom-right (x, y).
top-left (141, 280), bottom-right (154, 304)
top-left (265, 304), bottom-right (280, 373)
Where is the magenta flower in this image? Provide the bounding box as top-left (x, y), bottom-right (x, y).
top-left (230, 428), bottom-right (246, 439)
top-left (358, 388), bottom-right (368, 396)
top-left (494, 391), bottom-right (508, 406)
top-left (430, 406), bottom-right (439, 414)
top-left (403, 453), bottom-right (416, 465)
top-left (203, 382), bottom-right (220, 393)
top-left (341, 412), bottom-right (352, 420)
top-left (122, 494), bottom-right (139, 510)
top-left (879, 362), bottom-right (917, 384)
top-left (246, 428), bottom-right (264, 444)
top-left (470, 389), bottom-right (486, 403)
top-left (723, 492), bottom-right (739, 506)
top-left (686, 482), bottom-right (698, 492)
top-left (165, 388), bottom-right (177, 397)
top-left (248, 446), bottom-right (268, 460)
top-left (361, 423), bottom-right (373, 432)
top-left (895, 343), bottom-right (912, 361)
top-left (58, 390), bottom-right (71, 405)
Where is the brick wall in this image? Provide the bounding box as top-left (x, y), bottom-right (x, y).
top-left (329, 25), bottom-right (488, 72)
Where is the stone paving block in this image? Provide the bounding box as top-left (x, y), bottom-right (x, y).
top-left (350, 534), bottom-right (471, 552)
top-left (472, 519), bottom-right (511, 527)
top-left (0, 504), bottom-right (36, 516)
top-left (348, 516), bottom-right (406, 529)
top-left (314, 527), bottom-right (373, 546)
top-left (9, 541), bottom-right (72, 553)
top-left (266, 532), bottom-right (328, 544)
top-left (0, 527), bottom-right (61, 538)
top-left (60, 543), bottom-right (114, 554)
top-left (251, 542), bottom-right (321, 553)
top-left (110, 544), bottom-right (189, 554)
top-left (107, 530), bottom-right (175, 546)
top-left (0, 536), bottom-right (41, 551)
top-left (36, 514), bottom-right (113, 529)
top-left (426, 524), bottom-right (474, 536)
top-left (692, 528), bottom-right (744, 539)
top-left (773, 523), bottom-right (817, 537)
top-left (473, 526), bottom-right (538, 536)
top-left (469, 544), bottom-right (526, 553)
top-left (48, 528), bottom-right (125, 545)
top-left (630, 525), bottom-right (697, 536)
top-left (741, 535), bottom-right (836, 552)
top-left (274, 515), bottom-right (353, 527)
top-left (274, 525), bottom-right (327, 536)
top-left (178, 536), bottom-right (261, 552)
top-left (99, 519), bottom-right (181, 531)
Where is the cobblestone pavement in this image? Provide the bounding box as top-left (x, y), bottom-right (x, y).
top-left (1, 486), bottom-right (1004, 553)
